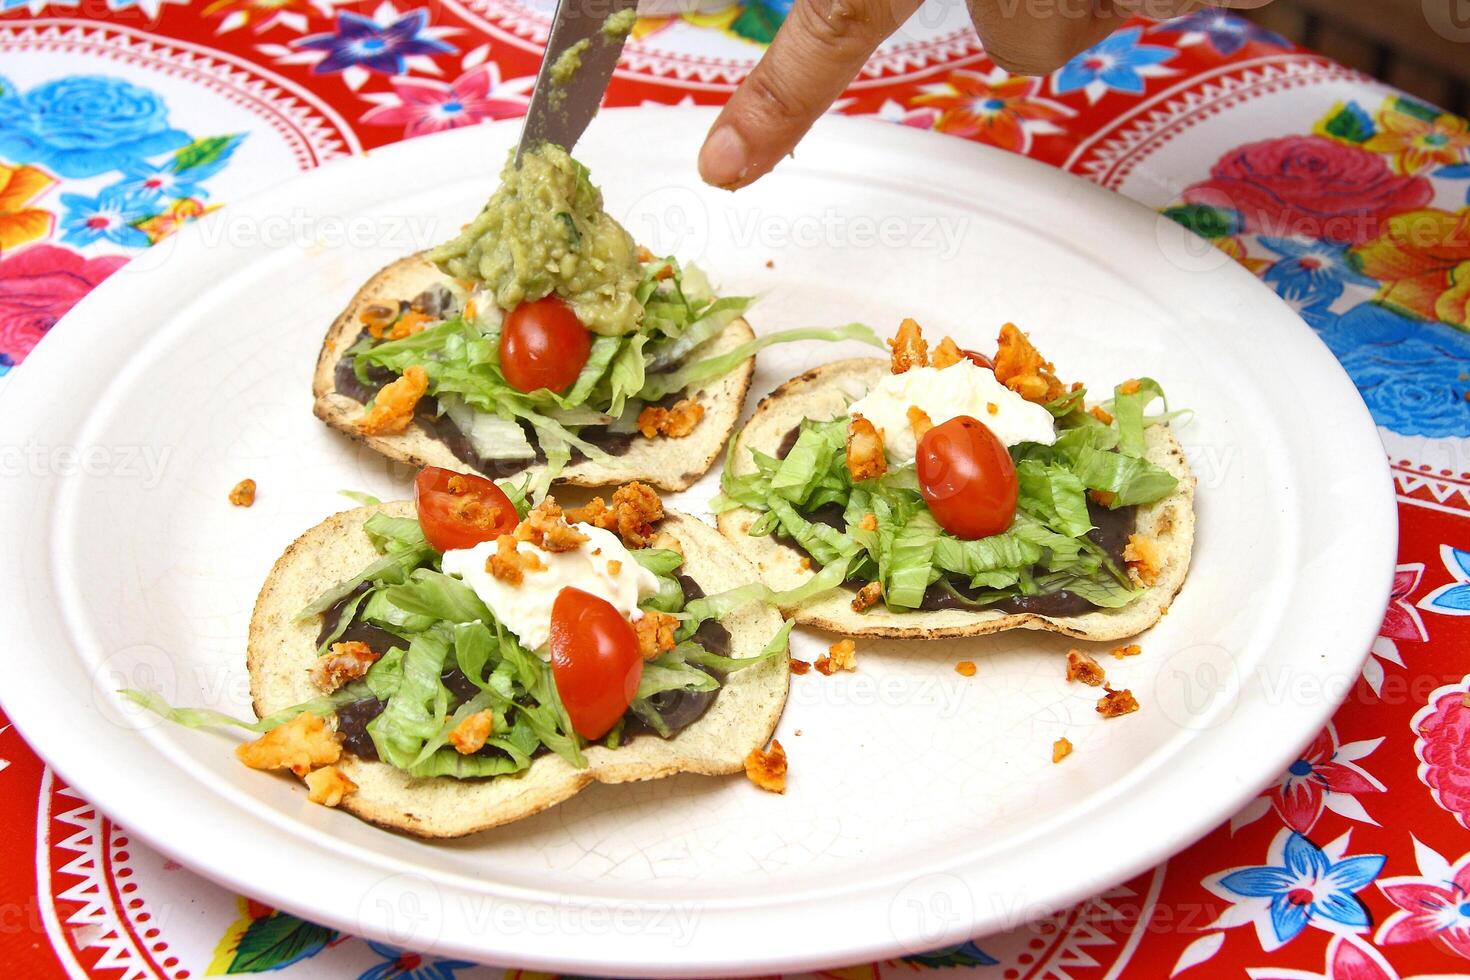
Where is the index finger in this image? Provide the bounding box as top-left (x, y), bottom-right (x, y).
top-left (699, 0), bottom-right (924, 189)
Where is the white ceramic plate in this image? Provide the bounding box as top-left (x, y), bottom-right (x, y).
top-left (0, 108), bottom-right (1395, 976)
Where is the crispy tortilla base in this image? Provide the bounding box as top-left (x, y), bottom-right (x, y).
top-left (715, 359), bottom-right (1196, 641)
top-left (248, 503), bottom-right (787, 838)
top-left (312, 254), bottom-right (756, 492)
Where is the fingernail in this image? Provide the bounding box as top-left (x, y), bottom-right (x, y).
top-left (700, 126), bottom-right (750, 189)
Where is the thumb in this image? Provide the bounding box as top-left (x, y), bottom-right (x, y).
top-left (699, 0), bottom-right (923, 189)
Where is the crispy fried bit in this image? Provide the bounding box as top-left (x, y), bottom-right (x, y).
top-left (888, 317), bottom-right (929, 373)
top-left (815, 639), bottom-right (857, 675)
top-left (986, 402), bottom-right (999, 415)
top-left (448, 710), bottom-right (496, 755)
top-left (1066, 649), bottom-right (1106, 687)
top-left (607, 559), bottom-right (622, 576)
top-left (1111, 643), bottom-right (1142, 659)
top-left (789, 657), bottom-right (812, 675)
top-left (1052, 737), bottom-right (1073, 763)
top-left (566, 482), bottom-right (665, 549)
top-left (764, 258), bottom-right (775, 269)
top-left (931, 336), bottom-right (964, 369)
top-left (228, 478), bottom-right (256, 507)
top-left (1090, 405), bottom-right (1114, 425)
top-left (955, 660), bottom-right (977, 677)
top-left (304, 765), bottom-right (357, 807)
top-left (487, 534), bottom-right (545, 585)
top-left (236, 713), bottom-right (341, 777)
top-left (1123, 533), bottom-right (1163, 586)
top-left (385, 309), bottom-right (432, 341)
top-left (846, 414), bottom-right (887, 481)
top-left (514, 497), bottom-right (590, 553)
top-left (633, 609), bottom-right (679, 660)
top-left (858, 512), bottom-right (878, 532)
top-left (993, 323), bottom-right (1066, 403)
top-left (638, 398), bottom-right (705, 439)
top-left (1089, 489), bottom-right (1117, 507)
top-left (356, 365), bottom-right (429, 435)
top-left (359, 302), bottom-right (398, 338)
top-left (907, 405), bottom-right (934, 441)
top-left (743, 739), bottom-right (787, 793)
top-left (649, 529), bottom-right (682, 556)
top-left (851, 580), bottom-right (883, 613)
top-left (309, 641), bottom-right (382, 693)
top-left (1097, 687), bottom-right (1140, 718)
top-left (1119, 378), bottom-right (1142, 395)
top-left (799, 555), bottom-right (812, 570)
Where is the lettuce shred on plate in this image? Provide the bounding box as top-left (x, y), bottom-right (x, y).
top-left (714, 353), bottom-right (1183, 613)
top-left (124, 482), bottom-right (842, 780)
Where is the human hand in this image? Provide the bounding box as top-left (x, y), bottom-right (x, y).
top-left (698, 0), bottom-right (1274, 189)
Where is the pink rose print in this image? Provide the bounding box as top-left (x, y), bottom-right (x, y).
top-left (0, 245), bottom-right (127, 364)
top-left (1376, 838), bottom-right (1470, 960)
top-left (360, 64), bottom-right (531, 138)
top-left (1183, 136), bottom-right (1433, 244)
top-left (1413, 681), bottom-right (1470, 830)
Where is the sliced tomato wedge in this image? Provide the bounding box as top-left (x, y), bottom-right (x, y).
top-left (916, 416), bottom-right (1017, 540)
top-left (413, 466), bottom-right (518, 552)
top-left (500, 296), bottom-right (592, 394)
top-left (549, 587), bottom-right (643, 740)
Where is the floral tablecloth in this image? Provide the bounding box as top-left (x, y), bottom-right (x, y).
top-left (3, 1), bottom-right (1470, 977)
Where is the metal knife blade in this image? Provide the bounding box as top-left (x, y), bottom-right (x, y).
top-left (515, 0), bottom-right (639, 164)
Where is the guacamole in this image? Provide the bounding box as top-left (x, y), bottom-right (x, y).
top-left (549, 39), bottom-right (587, 85)
top-left (429, 144), bottom-right (643, 336)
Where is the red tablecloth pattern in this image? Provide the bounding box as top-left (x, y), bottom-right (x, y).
top-left (2, 2), bottom-right (1469, 977)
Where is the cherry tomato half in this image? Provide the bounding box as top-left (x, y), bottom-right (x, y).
top-left (549, 587), bottom-right (643, 740)
top-left (915, 416), bottom-right (1017, 540)
top-left (961, 348), bottom-right (994, 370)
top-left (500, 296), bottom-right (591, 394)
top-left (413, 466), bottom-right (518, 552)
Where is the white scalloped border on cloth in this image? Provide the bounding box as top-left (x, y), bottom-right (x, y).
top-left (1062, 55), bottom-right (1367, 189)
top-left (439, 0), bottom-right (983, 89)
top-left (37, 768), bottom-right (179, 980)
top-left (0, 18), bottom-right (361, 170)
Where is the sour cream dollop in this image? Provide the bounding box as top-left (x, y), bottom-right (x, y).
top-left (441, 524), bottom-right (659, 655)
top-left (847, 360), bottom-right (1057, 464)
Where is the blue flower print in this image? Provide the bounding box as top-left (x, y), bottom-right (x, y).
top-left (1218, 833), bottom-right (1384, 946)
top-left (1313, 302), bottom-right (1470, 437)
top-left (0, 75), bottom-right (189, 179)
top-left (1419, 546), bottom-right (1470, 616)
top-left (1053, 28), bottom-right (1176, 98)
top-left (109, 135), bottom-right (241, 200)
top-left (1260, 237), bottom-right (1377, 307)
top-left (296, 10), bottom-right (456, 76)
top-left (357, 941), bottom-right (475, 980)
top-left (0, 352), bottom-right (13, 377)
top-left (58, 188), bottom-right (156, 248)
top-left (1152, 9), bottom-right (1289, 56)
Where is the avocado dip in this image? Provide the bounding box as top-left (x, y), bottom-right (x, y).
top-left (428, 144), bottom-right (643, 336)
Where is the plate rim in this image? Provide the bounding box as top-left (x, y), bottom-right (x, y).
top-left (0, 107), bottom-right (1398, 975)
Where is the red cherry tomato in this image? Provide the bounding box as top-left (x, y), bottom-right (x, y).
top-left (915, 416), bottom-right (1017, 540)
top-left (549, 587), bottom-right (643, 740)
top-left (961, 349), bottom-right (994, 370)
top-left (500, 296), bottom-right (591, 394)
top-left (413, 466), bottom-right (518, 552)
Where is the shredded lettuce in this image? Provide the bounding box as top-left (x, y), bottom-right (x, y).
top-left (726, 376), bottom-right (1185, 613)
top-left (638, 323), bottom-right (883, 402)
top-left (120, 682), bottom-right (373, 734)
